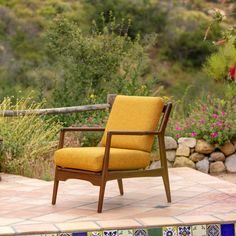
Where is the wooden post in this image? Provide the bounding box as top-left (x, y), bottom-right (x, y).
top-left (107, 94), bottom-right (117, 111)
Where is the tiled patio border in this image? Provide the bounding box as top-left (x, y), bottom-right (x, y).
top-left (0, 219), bottom-right (236, 235)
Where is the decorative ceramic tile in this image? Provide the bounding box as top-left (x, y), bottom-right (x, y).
top-left (88, 232), bottom-right (102, 236)
top-left (178, 226), bottom-right (192, 236)
top-left (134, 229), bottom-right (148, 236)
top-left (220, 223), bottom-right (235, 236)
top-left (207, 224), bottom-right (221, 236)
top-left (103, 231), bottom-right (118, 236)
top-left (117, 229), bottom-right (133, 236)
top-left (148, 227), bottom-right (162, 236)
top-left (58, 234), bottom-right (72, 236)
top-left (192, 225), bottom-right (207, 236)
top-left (162, 226), bottom-right (177, 236)
top-left (41, 234), bottom-right (57, 236)
top-left (72, 232), bottom-right (88, 236)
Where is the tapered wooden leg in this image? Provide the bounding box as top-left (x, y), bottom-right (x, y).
top-left (117, 179), bottom-right (124, 195)
top-left (97, 181), bottom-right (106, 213)
top-left (52, 169), bottom-right (59, 205)
top-left (162, 174), bottom-right (171, 202)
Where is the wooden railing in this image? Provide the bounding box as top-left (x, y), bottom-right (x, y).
top-left (0, 94), bottom-right (117, 117)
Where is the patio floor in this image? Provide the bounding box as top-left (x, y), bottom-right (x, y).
top-left (1, 167), bottom-right (236, 235)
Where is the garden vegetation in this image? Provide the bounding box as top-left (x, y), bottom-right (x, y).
top-left (0, 0), bottom-right (235, 178)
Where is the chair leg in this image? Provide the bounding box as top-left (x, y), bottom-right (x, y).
top-left (117, 179), bottom-right (124, 195)
top-left (162, 173), bottom-right (171, 202)
top-left (97, 181), bottom-right (106, 213)
top-left (52, 169), bottom-right (59, 205)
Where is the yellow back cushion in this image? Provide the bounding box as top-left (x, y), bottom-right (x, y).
top-left (101, 95), bottom-right (164, 152)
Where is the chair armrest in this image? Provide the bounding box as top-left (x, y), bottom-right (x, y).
top-left (59, 127), bottom-right (105, 148)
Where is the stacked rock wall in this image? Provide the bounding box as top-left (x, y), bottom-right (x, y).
top-left (154, 137), bottom-right (236, 174)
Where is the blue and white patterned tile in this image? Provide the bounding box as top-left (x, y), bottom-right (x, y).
top-left (88, 232), bottom-right (103, 236)
top-left (134, 229), bottom-right (148, 236)
top-left (72, 232), bottom-right (88, 236)
top-left (178, 225), bottom-right (192, 236)
top-left (220, 223), bottom-right (235, 236)
top-left (103, 230), bottom-right (118, 236)
top-left (117, 229), bottom-right (133, 236)
top-left (162, 226), bottom-right (177, 236)
top-left (207, 224), bottom-right (221, 236)
top-left (192, 225), bottom-right (206, 236)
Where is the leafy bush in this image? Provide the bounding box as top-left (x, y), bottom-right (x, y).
top-left (87, 0), bottom-right (167, 39)
top-left (203, 40), bottom-right (236, 81)
top-left (162, 9), bottom-right (221, 67)
top-left (0, 96), bottom-right (62, 178)
top-left (168, 96), bottom-right (236, 146)
top-left (46, 17), bottom-right (152, 125)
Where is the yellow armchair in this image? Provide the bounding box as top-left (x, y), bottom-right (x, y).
top-left (52, 95), bottom-right (172, 213)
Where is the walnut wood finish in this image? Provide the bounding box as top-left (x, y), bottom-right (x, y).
top-left (52, 103), bottom-right (172, 213)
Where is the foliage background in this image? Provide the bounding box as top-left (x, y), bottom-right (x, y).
top-left (0, 0), bottom-right (235, 178)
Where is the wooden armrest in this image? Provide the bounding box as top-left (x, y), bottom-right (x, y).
top-left (59, 127), bottom-right (105, 148)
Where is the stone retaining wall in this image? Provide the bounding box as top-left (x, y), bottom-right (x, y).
top-left (150, 137), bottom-right (236, 174)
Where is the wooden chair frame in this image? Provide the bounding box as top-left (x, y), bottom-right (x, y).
top-left (52, 102), bottom-right (172, 213)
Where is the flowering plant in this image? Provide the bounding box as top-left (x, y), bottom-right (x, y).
top-left (228, 64), bottom-right (236, 83)
top-left (172, 96), bottom-right (236, 146)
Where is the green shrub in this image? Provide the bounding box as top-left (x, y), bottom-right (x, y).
top-left (0, 96), bottom-right (62, 177)
top-left (203, 40), bottom-right (236, 81)
top-left (46, 17), bottom-right (151, 125)
top-left (162, 9), bottom-right (221, 67)
top-left (86, 0), bottom-right (167, 39)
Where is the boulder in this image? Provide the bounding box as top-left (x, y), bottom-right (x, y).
top-left (149, 160), bottom-right (172, 170)
top-left (209, 161), bottom-right (226, 174)
top-left (225, 154), bottom-right (236, 173)
top-left (178, 137), bottom-right (196, 148)
top-left (166, 150), bottom-right (176, 162)
top-left (173, 156), bottom-right (195, 169)
top-left (209, 152), bottom-right (225, 162)
top-left (151, 152), bottom-right (160, 161)
top-left (196, 157), bottom-right (209, 174)
top-left (176, 144), bottom-right (190, 157)
top-left (189, 152), bottom-right (205, 162)
top-left (195, 139), bottom-right (215, 154)
top-left (233, 140), bottom-right (236, 149)
top-left (149, 161), bottom-right (161, 169)
top-left (220, 142), bottom-right (235, 156)
top-left (164, 136), bottom-right (178, 150)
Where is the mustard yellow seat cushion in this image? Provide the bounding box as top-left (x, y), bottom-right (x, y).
top-left (54, 147), bottom-right (150, 172)
top-left (101, 95), bottom-right (164, 152)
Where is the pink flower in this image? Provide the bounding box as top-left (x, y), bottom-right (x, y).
top-left (221, 111), bottom-right (225, 115)
top-left (199, 119), bottom-right (205, 124)
top-left (211, 132), bottom-right (218, 138)
top-left (175, 126), bottom-right (182, 131)
top-left (191, 132), bottom-right (197, 137)
top-left (176, 134), bottom-right (180, 138)
top-left (212, 114), bottom-right (218, 119)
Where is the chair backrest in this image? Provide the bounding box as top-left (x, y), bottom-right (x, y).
top-left (101, 95), bottom-right (164, 152)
